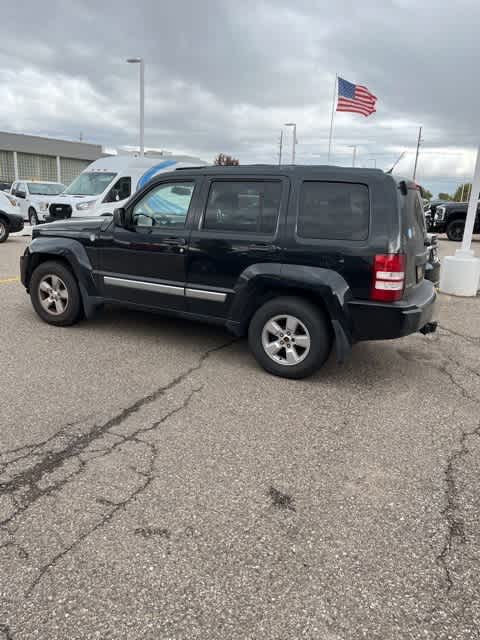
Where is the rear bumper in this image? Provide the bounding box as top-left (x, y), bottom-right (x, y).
top-left (348, 280), bottom-right (437, 341)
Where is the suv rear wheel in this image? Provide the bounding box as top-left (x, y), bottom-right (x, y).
top-left (248, 296), bottom-right (332, 379)
top-left (30, 261), bottom-right (82, 326)
top-left (446, 218), bottom-right (465, 242)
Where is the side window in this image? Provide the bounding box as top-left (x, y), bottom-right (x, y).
top-left (203, 181), bottom-right (282, 234)
top-left (17, 182), bottom-right (26, 197)
top-left (412, 192), bottom-right (426, 236)
top-left (298, 181), bottom-right (369, 241)
top-left (132, 181), bottom-right (194, 228)
top-left (103, 177), bottom-right (132, 203)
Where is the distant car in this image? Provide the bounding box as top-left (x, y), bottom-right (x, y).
top-left (432, 201), bottom-right (480, 241)
top-left (425, 234), bottom-right (440, 286)
top-left (0, 181), bottom-right (12, 192)
top-left (423, 200), bottom-right (446, 232)
top-left (0, 191), bottom-right (24, 242)
top-left (10, 181), bottom-right (65, 226)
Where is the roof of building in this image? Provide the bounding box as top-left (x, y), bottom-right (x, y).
top-left (0, 131), bottom-right (107, 161)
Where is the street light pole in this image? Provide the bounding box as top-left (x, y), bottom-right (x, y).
top-left (285, 123), bottom-right (297, 164)
top-left (348, 145), bottom-right (357, 167)
top-left (127, 57), bottom-right (145, 158)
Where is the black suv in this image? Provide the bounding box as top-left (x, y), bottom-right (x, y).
top-left (432, 200), bottom-right (480, 241)
top-left (20, 166), bottom-right (436, 378)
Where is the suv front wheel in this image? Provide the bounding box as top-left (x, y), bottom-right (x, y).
top-left (248, 296), bottom-right (332, 379)
top-left (30, 261), bottom-right (82, 326)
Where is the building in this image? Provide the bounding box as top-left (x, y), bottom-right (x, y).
top-left (0, 131), bottom-right (107, 186)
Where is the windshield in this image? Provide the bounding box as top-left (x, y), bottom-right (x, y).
top-left (27, 182), bottom-right (65, 195)
top-left (63, 172), bottom-right (117, 196)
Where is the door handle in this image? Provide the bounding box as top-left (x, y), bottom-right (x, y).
top-left (162, 237), bottom-right (186, 246)
top-left (248, 243), bottom-right (276, 252)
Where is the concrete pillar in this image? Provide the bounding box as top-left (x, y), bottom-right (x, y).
top-left (13, 151), bottom-right (18, 180)
top-left (56, 156), bottom-right (62, 183)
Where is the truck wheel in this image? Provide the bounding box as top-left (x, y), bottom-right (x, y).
top-left (446, 219), bottom-right (465, 241)
top-left (0, 219), bottom-right (9, 243)
top-left (30, 261), bottom-right (82, 326)
top-left (248, 296), bottom-right (332, 379)
top-left (29, 208), bottom-right (39, 226)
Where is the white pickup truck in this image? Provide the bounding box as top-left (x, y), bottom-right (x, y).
top-left (10, 181), bottom-right (65, 225)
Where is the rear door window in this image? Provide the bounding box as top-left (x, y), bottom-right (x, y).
top-left (297, 181), bottom-right (369, 240)
top-left (203, 181), bottom-right (282, 234)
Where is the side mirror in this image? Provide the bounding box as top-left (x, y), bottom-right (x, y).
top-left (113, 207), bottom-right (127, 227)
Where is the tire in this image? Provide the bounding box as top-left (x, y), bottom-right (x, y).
top-left (29, 208), bottom-right (39, 226)
top-left (30, 261), bottom-right (82, 326)
top-left (0, 218), bottom-right (9, 243)
top-left (446, 218), bottom-right (465, 242)
top-left (248, 296), bottom-right (332, 379)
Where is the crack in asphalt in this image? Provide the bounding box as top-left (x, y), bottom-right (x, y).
top-left (0, 624), bottom-right (13, 640)
top-left (438, 325), bottom-right (480, 345)
top-left (25, 440), bottom-right (158, 598)
top-left (436, 417), bottom-right (480, 593)
top-left (426, 330), bottom-right (480, 594)
top-left (0, 339), bottom-right (236, 529)
top-left (0, 339), bottom-right (236, 596)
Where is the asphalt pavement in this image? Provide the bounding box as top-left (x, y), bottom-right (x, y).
top-left (1, 236), bottom-right (479, 639)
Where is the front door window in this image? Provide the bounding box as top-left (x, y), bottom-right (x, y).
top-left (132, 182), bottom-right (195, 228)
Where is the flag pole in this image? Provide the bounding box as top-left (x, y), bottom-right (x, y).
top-left (327, 73), bottom-right (337, 164)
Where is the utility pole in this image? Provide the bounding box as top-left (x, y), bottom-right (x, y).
top-left (278, 130), bottom-right (283, 165)
top-left (413, 126), bottom-right (422, 180)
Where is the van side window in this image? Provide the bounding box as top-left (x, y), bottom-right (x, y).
top-left (204, 181), bottom-right (282, 234)
top-left (298, 182), bottom-right (369, 240)
top-left (103, 177), bottom-right (132, 203)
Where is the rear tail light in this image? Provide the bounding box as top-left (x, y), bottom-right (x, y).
top-left (371, 254), bottom-right (406, 302)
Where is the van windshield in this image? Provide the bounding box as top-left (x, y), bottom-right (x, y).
top-left (63, 172), bottom-right (117, 196)
top-left (27, 182), bottom-right (65, 195)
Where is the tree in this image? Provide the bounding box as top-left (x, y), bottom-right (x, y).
top-left (438, 192), bottom-right (452, 201)
top-left (452, 183), bottom-right (471, 202)
top-left (214, 153), bottom-right (240, 166)
top-left (419, 186), bottom-right (432, 200)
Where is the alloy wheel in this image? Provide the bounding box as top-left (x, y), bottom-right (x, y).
top-left (38, 274), bottom-right (69, 315)
top-left (261, 314), bottom-right (311, 366)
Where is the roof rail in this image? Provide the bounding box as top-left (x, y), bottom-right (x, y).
top-left (174, 166), bottom-right (208, 170)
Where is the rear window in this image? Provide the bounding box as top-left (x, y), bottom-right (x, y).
top-left (297, 181), bottom-right (370, 240)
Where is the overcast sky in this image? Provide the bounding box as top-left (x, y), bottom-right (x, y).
top-left (0, 0), bottom-right (478, 195)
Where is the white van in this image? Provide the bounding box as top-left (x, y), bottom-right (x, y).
top-left (47, 153), bottom-right (207, 221)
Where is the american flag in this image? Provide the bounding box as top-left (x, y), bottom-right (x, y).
top-left (337, 77), bottom-right (377, 117)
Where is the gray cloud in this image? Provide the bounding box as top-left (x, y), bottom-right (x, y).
top-left (0, 0), bottom-right (477, 195)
